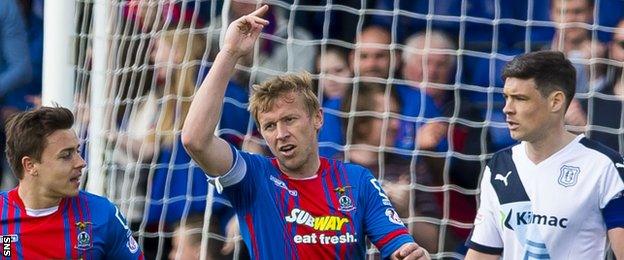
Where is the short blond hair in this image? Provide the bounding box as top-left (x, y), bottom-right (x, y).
top-left (249, 72), bottom-right (320, 125)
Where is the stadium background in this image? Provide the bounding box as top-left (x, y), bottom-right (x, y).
top-left (1, 0), bottom-right (623, 259)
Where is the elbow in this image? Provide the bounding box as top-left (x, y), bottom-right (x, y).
top-left (181, 130), bottom-right (199, 154)
top-left (181, 129), bottom-right (212, 156)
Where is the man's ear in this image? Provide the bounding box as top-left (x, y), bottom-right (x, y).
top-left (314, 108), bottom-right (324, 131)
top-left (550, 90), bottom-right (566, 113)
top-left (22, 156), bottom-right (38, 177)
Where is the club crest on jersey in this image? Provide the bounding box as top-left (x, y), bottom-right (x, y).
top-left (385, 208), bottom-right (403, 225)
top-left (75, 221), bottom-right (93, 250)
top-left (558, 165), bottom-right (580, 187)
top-left (127, 235), bottom-right (139, 253)
top-left (335, 186), bottom-right (356, 212)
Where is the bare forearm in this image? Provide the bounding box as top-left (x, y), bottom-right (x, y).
top-left (181, 52), bottom-right (239, 173)
top-left (182, 5), bottom-right (269, 175)
top-left (183, 52), bottom-right (238, 145)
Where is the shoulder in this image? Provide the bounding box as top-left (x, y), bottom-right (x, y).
top-left (77, 191), bottom-right (118, 215)
top-left (79, 190), bottom-right (114, 204)
top-left (578, 137), bottom-right (624, 177)
top-left (487, 146), bottom-right (516, 170)
top-left (578, 137), bottom-right (623, 165)
top-left (0, 191), bottom-right (17, 209)
top-left (332, 159), bottom-right (370, 174)
top-left (328, 158), bottom-right (374, 183)
top-left (237, 149), bottom-right (273, 168)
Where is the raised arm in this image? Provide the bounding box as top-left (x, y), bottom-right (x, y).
top-left (181, 5), bottom-right (269, 176)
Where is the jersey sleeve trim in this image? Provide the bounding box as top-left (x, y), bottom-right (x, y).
top-left (579, 137), bottom-right (624, 180)
top-left (374, 228), bottom-right (410, 249)
top-left (603, 193), bottom-right (624, 229)
top-left (378, 233), bottom-right (414, 259)
top-left (465, 240), bottom-right (503, 255)
top-left (209, 144), bottom-right (246, 193)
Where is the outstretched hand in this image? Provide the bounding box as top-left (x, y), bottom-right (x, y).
top-left (222, 5), bottom-right (270, 59)
top-left (391, 242), bottom-right (430, 260)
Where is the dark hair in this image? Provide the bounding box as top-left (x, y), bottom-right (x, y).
top-left (502, 50), bottom-right (576, 111)
top-left (340, 83), bottom-right (400, 141)
top-left (5, 106), bottom-right (74, 179)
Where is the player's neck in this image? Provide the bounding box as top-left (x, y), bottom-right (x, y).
top-left (17, 182), bottom-right (63, 209)
top-left (279, 155), bottom-right (321, 179)
top-left (525, 127), bottom-right (577, 164)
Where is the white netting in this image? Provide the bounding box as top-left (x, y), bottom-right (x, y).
top-left (63, 0), bottom-right (623, 259)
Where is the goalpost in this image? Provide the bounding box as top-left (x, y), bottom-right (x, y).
top-left (42, 0), bottom-right (620, 259)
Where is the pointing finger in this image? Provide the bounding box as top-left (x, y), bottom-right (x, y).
top-left (249, 4), bottom-right (269, 17)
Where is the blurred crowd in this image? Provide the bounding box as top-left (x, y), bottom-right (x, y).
top-left (2, 0), bottom-right (624, 259)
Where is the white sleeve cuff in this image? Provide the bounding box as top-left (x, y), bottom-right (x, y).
top-left (208, 146), bottom-right (247, 193)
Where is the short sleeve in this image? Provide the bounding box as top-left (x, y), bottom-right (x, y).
top-left (360, 168), bottom-right (414, 259)
top-left (598, 162), bottom-right (624, 209)
top-left (211, 144), bottom-right (267, 210)
top-left (209, 144), bottom-right (248, 192)
top-left (105, 204), bottom-right (144, 259)
top-left (465, 166), bottom-right (504, 255)
top-left (600, 161), bottom-right (624, 229)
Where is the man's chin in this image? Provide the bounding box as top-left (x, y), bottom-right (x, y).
top-left (278, 158), bottom-right (303, 173)
top-left (509, 132), bottom-right (525, 142)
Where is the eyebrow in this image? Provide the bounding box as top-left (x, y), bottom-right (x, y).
top-left (504, 93), bottom-right (529, 98)
top-left (58, 145), bottom-right (80, 154)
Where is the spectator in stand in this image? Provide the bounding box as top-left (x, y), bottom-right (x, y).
top-left (0, 0), bottom-right (31, 104)
top-left (0, 0), bottom-right (32, 190)
top-left (402, 30), bottom-right (455, 107)
top-left (316, 45), bottom-right (352, 102)
top-left (401, 30), bottom-right (454, 150)
top-left (587, 19), bottom-right (624, 152)
top-left (348, 25), bottom-right (443, 152)
top-left (316, 45), bottom-right (352, 157)
top-left (401, 30), bottom-right (484, 252)
top-left (111, 0), bottom-right (213, 128)
top-left (339, 84), bottom-right (440, 253)
top-left (350, 25), bottom-right (398, 81)
top-left (112, 29), bottom-right (203, 173)
top-left (549, 0), bottom-right (607, 131)
top-left (12, 0), bottom-right (43, 113)
top-left (550, 0), bottom-right (606, 93)
top-left (108, 29), bottom-right (207, 259)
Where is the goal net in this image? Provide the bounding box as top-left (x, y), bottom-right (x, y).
top-left (59, 0), bottom-right (622, 259)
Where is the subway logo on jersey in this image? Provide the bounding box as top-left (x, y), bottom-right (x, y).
top-left (285, 209), bottom-right (349, 231)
